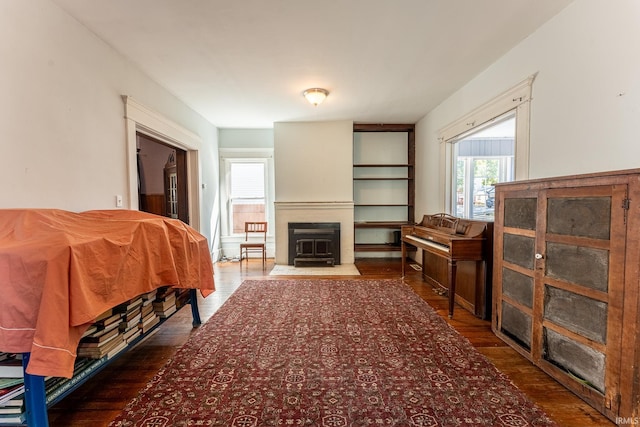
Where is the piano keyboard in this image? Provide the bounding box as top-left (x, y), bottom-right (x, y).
top-left (404, 234), bottom-right (450, 253)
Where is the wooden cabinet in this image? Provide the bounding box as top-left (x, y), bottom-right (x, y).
top-left (353, 123), bottom-right (415, 255)
top-left (492, 169), bottom-right (640, 423)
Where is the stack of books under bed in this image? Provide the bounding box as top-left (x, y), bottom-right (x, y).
top-left (0, 287), bottom-right (186, 423)
top-left (76, 286), bottom-right (182, 359)
top-left (0, 354), bottom-right (26, 425)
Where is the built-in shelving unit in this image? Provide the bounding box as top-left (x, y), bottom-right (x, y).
top-left (353, 123), bottom-right (415, 256)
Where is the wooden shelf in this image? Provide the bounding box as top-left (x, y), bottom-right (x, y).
top-left (354, 177), bottom-right (411, 181)
top-left (353, 123), bottom-right (415, 255)
top-left (354, 203), bottom-right (412, 207)
top-left (354, 243), bottom-right (403, 252)
top-left (354, 221), bottom-right (410, 228)
top-left (354, 164), bottom-right (412, 167)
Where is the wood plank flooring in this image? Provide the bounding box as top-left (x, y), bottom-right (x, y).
top-left (47, 259), bottom-right (615, 426)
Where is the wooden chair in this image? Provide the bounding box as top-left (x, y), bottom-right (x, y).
top-left (239, 222), bottom-right (267, 268)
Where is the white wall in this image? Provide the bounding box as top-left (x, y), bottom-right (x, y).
top-left (0, 0), bottom-right (219, 253)
top-left (274, 121), bottom-right (353, 202)
top-left (219, 128), bottom-right (273, 149)
top-left (273, 121), bottom-right (354, 264)
top-left (415, 0), bottom-right (640, 215)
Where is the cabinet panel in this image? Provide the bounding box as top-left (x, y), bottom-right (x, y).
top-left (501, 301), bottom-right (532, 349)
top-left (544, 285), bottom-right (608, 343)
top-left (545, 242), bottom-right (609, 291)
top-left (503, 233), bottom-right (535, 269)
top-left (544, 328), bottom-right (606, 393)
top-left (547, 197), bottom-right (611, 239)
top-left (502, 268), bottom-right (533, 308)
top-left (504, 198), bottom-right (537, 229)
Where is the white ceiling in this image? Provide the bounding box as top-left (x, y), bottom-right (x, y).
top-left (52, 0), bottom-right (573, 129)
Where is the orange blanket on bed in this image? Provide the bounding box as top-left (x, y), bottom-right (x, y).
top-left (0, 209), bottom-right (215, 378)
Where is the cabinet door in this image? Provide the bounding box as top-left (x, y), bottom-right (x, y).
top-left (494, 184), bottom-right (627, 417)
top-left (493, 189), bottom-right (538, 351)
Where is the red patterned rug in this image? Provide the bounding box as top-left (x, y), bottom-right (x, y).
top-left (109, 279), bottom-right (557, 426)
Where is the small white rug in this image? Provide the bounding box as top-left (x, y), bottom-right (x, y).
top-left (269, 264), bottom-right (360, 276)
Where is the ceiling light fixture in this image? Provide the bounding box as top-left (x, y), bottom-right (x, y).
top-left (303, 88), bottom-right (329, 106)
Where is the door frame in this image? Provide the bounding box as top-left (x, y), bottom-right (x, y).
top-left (123, 96), bottom-right (201, 230)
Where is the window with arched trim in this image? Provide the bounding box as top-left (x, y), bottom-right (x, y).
top-left (439, 75), bottom-right (534, 219)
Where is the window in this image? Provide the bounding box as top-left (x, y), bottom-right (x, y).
top-left (220, 148), bottom-right (273, 242)
top-left (440, 76), bottom-right (534, 219)
top-left (452, 112), bottom-right (515, 219)
top-left (168, 172), bottom-right (178, 218)
top-left (228, 161), bottom-right (266, 234)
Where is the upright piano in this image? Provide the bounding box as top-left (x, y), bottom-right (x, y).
top-left (401, 213), bottom-right (493, 319)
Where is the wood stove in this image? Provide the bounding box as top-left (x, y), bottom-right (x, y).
top-left (288, 222), bottom-right (340, 266)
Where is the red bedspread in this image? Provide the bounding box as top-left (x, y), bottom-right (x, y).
top-left (0, 209), bottom-right (215, 378)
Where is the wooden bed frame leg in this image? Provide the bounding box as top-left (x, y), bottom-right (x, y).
top-left (189, 289), bottom-right (202, 327)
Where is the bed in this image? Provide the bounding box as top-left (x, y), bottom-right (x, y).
top-left (0, 209), bottom-right (215, 379)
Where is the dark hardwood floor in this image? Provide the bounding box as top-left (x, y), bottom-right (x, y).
top-left (47, 258), bottom-right (614, 426)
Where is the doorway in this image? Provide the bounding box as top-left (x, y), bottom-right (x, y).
top-left (137, 132), bottom-right (189, 223)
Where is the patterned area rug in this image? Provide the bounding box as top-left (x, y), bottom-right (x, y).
top-left (110, 279), bottom-right (557, 427)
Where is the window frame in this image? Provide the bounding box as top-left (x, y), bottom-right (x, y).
top-left (439, 75), bottom-right (534, 215)
top-left (228, 160), bottom-right (266, 234)
top-left (451, 111), bottom-right (515, 219)
top-left (219, 148), bottom-right (274, 238)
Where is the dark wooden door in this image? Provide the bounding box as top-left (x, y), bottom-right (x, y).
top-left (137, 132), bottom-right (189, 223)
top-left (163, 149), bottom-right (188, 223)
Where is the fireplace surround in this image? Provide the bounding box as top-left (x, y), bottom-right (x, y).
top-left (288, 222), bottom-right (340, 266)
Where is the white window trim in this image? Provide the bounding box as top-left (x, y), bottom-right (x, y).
top-left (439, 75), bottom-right (535, 213)
top-left (219, 148), bottom-right (274, 238)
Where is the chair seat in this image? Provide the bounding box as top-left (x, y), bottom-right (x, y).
top-left (240, 243), bottom-right (265, 248)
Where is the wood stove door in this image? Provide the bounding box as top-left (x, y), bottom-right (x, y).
top-left (296, 239), bottom-right (315, 257)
